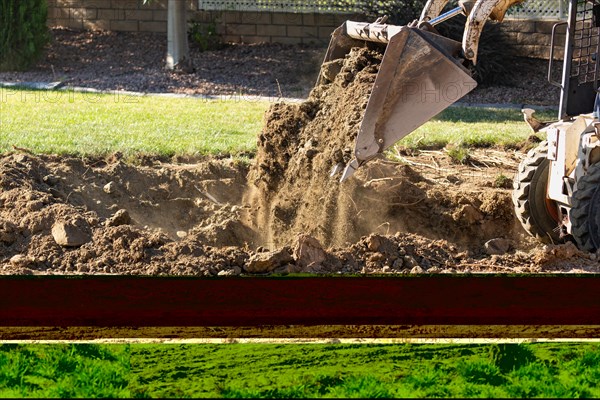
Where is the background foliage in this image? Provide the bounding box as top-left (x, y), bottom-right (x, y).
top-left (0, 0), bottom-right (49, 71)
top-left (347, 0), bottom-right (518, 85)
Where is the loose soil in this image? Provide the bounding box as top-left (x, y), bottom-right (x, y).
top-left (1, 31), bottom-right (596, 276)
top-left (1, 148), bottom-right (597, 276)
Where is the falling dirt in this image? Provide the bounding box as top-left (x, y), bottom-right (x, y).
top-left (2, 46), bottom-right (600, 275)
top-left (244, 45), bottom-right (538, 256)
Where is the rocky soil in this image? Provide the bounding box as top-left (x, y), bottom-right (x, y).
top-left (1, 149), bottom-right (597, 276)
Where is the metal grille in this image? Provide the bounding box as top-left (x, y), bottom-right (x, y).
top-left (196, 0), bottom-right (579, 20)
top-left (571, 0), bottom-right (600, 85)
top-left (197, 0), bottom-right (361, 13)
top-left (506, 0), bottom-right (569, 19)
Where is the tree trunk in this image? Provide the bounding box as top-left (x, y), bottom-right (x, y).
top-left (167, 0), bottom-right (192, 72)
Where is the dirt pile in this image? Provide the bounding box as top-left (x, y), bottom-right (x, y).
top-left (0, 151), bottom-right (599, 275)
top-left (246, 47), bottom-right (379, 248)
top-left (0, 153), bottom-right (254, 275)
top-left (245, 46), bottom-right (521, 251)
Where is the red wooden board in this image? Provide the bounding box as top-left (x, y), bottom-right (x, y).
top-left (0, 275), bottom-right (598, 327)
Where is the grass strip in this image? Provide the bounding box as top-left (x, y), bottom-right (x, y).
top-left (1, 89), bottom-right (557, 159)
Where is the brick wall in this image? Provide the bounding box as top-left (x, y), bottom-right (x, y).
top-left (191, 10), bottom-right (360, 46)
top-left (46, 0), bottom-right (172, 32)
top-left (46, 0), bottom-right (565, 59)
top-left (501, 19), bottom-right (565, 60)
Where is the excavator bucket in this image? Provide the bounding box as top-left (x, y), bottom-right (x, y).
top-left (321, 21), bottom-right (478, 181)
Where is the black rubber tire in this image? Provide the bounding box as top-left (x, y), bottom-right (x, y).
top-left (512, 141), bottom-right (562, 244)
top-left (570, 163), bottom-right (600, 252)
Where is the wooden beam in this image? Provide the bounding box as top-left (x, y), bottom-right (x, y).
top-left (0, 276), bottom-right (599, 340)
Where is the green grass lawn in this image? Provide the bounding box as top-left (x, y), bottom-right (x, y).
top-left (402, 107), bottom-right (556, 149)
top-left (128, 342), bottom-right (600, 398)
top-left (0, 88), bottom-right (556, 158)
top-left (2, 342), bottom-right (599, 398)
top-left (0, 344), bottom-right (130, 398)
top-left (0, 89), bottom-right (269, 158)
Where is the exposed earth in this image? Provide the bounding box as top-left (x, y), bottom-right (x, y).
top-left (1, 29), bottom-right (597, 276)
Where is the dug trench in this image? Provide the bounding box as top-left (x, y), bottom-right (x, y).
top-left (1, 47), bottom-right (599, 275)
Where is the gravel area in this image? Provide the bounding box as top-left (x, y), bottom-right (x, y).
top-left (0, 28), bottom-right (560, 106)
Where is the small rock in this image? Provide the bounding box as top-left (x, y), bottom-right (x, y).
top-left (446, 175), bottom-right (462, 184)
top-left (320, 59), bottom-right (343, 82)
top-left (366, 234), bottom-right (383, 252)
top-left (77, 264), bottom-right (89, 273)
top-left (0, 220), bottom-right (18, 244)
top-left (484, 238), bottom-right (512, 255)
top-left (105, 209), bottom-right (131, 227)
top-left (293, 234), bottom-right (327, 269)
top-left (10, 254), bottom-right (32, 267)
top-left (304, 262), bottom-right (324, 273)
top-left (305, 149), bottom-right (318, 159)
top-left (176, 230), bottom-right (188, 239)
top-left (368, 253), bottom-right (385, 262)
top-left (392, 258), bottom-right (404, 269)
top-left (13, 154), bottom-right (29, 163)
top-left (382, 266), bottom-right (392, 273)
top-left (244, 248), bottom-right (294, 273)
top-left (218, 266), bottom-right (241, 276)
top-left (273, 264), bottom-right (303, 274)
top-left (403, 255), bottom-right (418, 268)
top-left (456, 204), bottom-right (484, 224)
top-left (43, 174), bottom-right (59, 185)
top-left (51, 218), bottom-right (92, 247)
top-left (85, 213), bottom-right (100, 227)
top-left (103, 181), bottom-right (116, 194)
top-left (410, 265), bottom-right (425, 274)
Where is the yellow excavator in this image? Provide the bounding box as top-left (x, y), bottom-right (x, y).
top-left (323, 0), bottom-right (600, 252)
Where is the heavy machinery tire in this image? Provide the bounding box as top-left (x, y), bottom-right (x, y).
top-left (570, 163), bottom-right (600, 252)
top-left (512, 141), bottom-right (562, 244)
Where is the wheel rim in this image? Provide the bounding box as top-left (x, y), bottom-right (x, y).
top-left (530, 161), bottom-right (561, 239)
top-left (545, 191), bottom-right (560, 225)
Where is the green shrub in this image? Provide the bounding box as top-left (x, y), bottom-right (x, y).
top-left (445, 142), bottom-right (472, 164)
top-left (489, 344), bottom-right (537, 373)
top-left (188, 21), bottom-right (225, 52)
top-left (0, 0), bottom-right (49, 71)
top-left (494, 173), bottom-right (512, 189)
